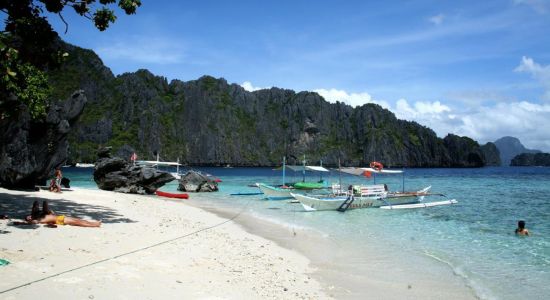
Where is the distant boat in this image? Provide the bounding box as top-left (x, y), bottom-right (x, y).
top-left (135, 154), bottom-right (183, 179)
top-left (257, 156), bottom-right (330, 200)
top-left (75, 163), bottom-right (94, 168)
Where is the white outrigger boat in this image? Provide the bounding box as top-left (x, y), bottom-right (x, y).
top-left (291, 165), bottom-right (457, 211)
top-left (291, 184), bottom-right (426, 211)
top-left (257, 183), bottom-right (295, 200)
top-left (135, 154), bottom-right (183, 179)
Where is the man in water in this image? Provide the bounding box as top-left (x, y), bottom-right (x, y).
top-left (515, 220), bottom-right (529, 236)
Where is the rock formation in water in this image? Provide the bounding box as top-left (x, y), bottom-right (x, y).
top-left (494, 136), bottom-right (541, 166)
top-left (510, 153), bottom-right (550, 166)
top-left (93, 147), bottom-right (175, 194)
top-left (177, 170), bottom-right (219, 192)
top-left (46, 42), bottom-right (493, 168)
top-left (0, 91), bottom-right (86, 189)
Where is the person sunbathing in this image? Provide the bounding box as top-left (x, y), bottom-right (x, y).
top-left (25, 201), bottom-right (101, 228)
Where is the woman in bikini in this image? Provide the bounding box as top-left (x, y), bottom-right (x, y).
top-left (25, 201), bottom-right (101, 227)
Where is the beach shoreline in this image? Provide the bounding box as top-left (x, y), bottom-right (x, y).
top-left (186, 193), bottom-right (478, 300)
top-left (0, 187), bottom-right (327, 299)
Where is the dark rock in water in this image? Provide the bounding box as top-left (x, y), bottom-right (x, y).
top-left (510, 153), bottom-right (550, 166)
top-left (93, 147), bottom-right (174, 194)
top-left (0, 91), bottom-right (87, 189)
top-left (178, 170), bottom-right (218, 192)
top-left (480, 142), bottom-right (501, 166)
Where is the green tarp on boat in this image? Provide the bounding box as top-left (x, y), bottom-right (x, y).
top-left (293, 182), bottom-right (326, 189)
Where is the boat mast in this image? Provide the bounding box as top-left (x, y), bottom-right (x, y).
top-left (282, 156), bottom-right (286, 186)
top-left (402, 167), bottom-right (405, 193)
top-left (302, 154), bottom-right (306, 182)
top-left (320, 159), bottom-right (323, 181)
top-left (338, 158), bottom-right (342, 188)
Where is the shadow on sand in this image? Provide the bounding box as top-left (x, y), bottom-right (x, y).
top-left (0, 190), bottom-right (136, 233)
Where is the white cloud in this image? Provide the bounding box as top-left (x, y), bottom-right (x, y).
top-left (514, 0), bottom-right (549, 14)
top-left (313, 88), bottom-right (391, 108)
top-left (394, 98), bottom-right (450, 119)
top-left (241, 81), bottom-right (271, 92)
top-left (95, 36), bottom-right (185, 64)
top-left (515, 56), bottom-right (550, 100)
top-left (428, 13), bottom-right (445, 25)
top-left (313, 87), bottom-right (550, 151)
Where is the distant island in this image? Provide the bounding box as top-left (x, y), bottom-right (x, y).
top-left (493, 136), bottom-right (542, 166)
top-left (511, 153), bottom-right (550, 166)
top-left (42, 42), bottom-right (503, 168)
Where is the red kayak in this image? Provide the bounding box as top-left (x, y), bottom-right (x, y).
top-left (155, 190), bottom-right (189, 199)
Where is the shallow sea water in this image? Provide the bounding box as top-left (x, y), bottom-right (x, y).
top-left (65, 166), bottom-right (550, 299)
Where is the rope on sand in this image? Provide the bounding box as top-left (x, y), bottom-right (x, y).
top-left (0, 196), bottom-right (255, 295)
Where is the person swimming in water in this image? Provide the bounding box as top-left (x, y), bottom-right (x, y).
top-left (515, 220), bottom-right (529, 236)
top-left (25, 201), bottom-right (101, 227)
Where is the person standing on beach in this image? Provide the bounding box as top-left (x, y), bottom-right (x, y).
top-left (515, 220), bottom-right (529, 236)
top-left (49, 169), bottom-right (62, 193)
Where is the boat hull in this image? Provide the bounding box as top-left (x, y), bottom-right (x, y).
top-left (257, 183), bottom-right (293, 200)
top-left (155, 190), bottom-right (189, 199)
top-left (291, 193), bottom-right (420, 211)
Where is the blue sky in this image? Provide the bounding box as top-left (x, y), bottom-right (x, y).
top-left (31, 0), bottom-right (550, 151)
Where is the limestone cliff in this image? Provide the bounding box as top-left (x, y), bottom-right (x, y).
top-left (48, 43), bottom-right (492, 168)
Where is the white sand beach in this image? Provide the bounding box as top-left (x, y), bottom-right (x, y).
top-left (0, 188), bottom-right (326, 299)
top-left (0, 187), bottom-right (477, 299)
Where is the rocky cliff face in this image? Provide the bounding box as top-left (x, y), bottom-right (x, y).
top-left (0, 91), bottom-right (87, 188)
top-left (480, 142), bottom-right (501, 166)
top-left (48, 43), bottom-right (492, 168)
top-left (510, 153), bottom-right (550, 166)
top-left (494, 136), bottom-right (541, 166)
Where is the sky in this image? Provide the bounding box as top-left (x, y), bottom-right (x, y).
top-left (24, 0), bottom-right (550, 151)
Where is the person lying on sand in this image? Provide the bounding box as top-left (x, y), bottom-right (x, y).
top-left (25, 200), bottom-right (101, 228)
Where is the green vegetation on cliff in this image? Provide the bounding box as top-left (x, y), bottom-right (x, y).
top-left (48, 43), bottom-right (498, 167)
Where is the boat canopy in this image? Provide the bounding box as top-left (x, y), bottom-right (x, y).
top-left (286, 165), bottom-right (330, 172)
top-left (135, 160), bottom-right (182, 166)
top-left (339, 167), bottom-right (403, 175)
top-left (273, 165), bottom-right (329, 172)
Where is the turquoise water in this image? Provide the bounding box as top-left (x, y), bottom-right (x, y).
top-left (64, 166), bottom-right (550, 299)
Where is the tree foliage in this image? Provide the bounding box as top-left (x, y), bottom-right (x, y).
top-left (0, 0), bottom-right (141, 119)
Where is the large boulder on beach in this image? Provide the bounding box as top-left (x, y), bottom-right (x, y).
top-left (0, 90), bottom-right (87, 189)
top-left (178, 170), bottom-right (218, 192)
top-left (93, 147), bottom-right (175, 194)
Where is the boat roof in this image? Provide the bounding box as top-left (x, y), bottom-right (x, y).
top-left (274, 165), bottom-right (330, 172)
top-left (135, 160), bottom-right (182, 166)
top-left (339, 167), bottom-right (403, 175)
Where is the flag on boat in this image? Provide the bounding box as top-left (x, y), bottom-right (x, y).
top-left (130, 152), bottom-right (137, 161)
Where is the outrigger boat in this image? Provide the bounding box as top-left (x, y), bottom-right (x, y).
top-left (135, 154), bottom-right (183, 179)
top-left (291, 184), bottom-right (427, 211)
top-left (257, 156), bottom-right (330, 200)
top-left (291, 163), bottom-right (456, 211)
